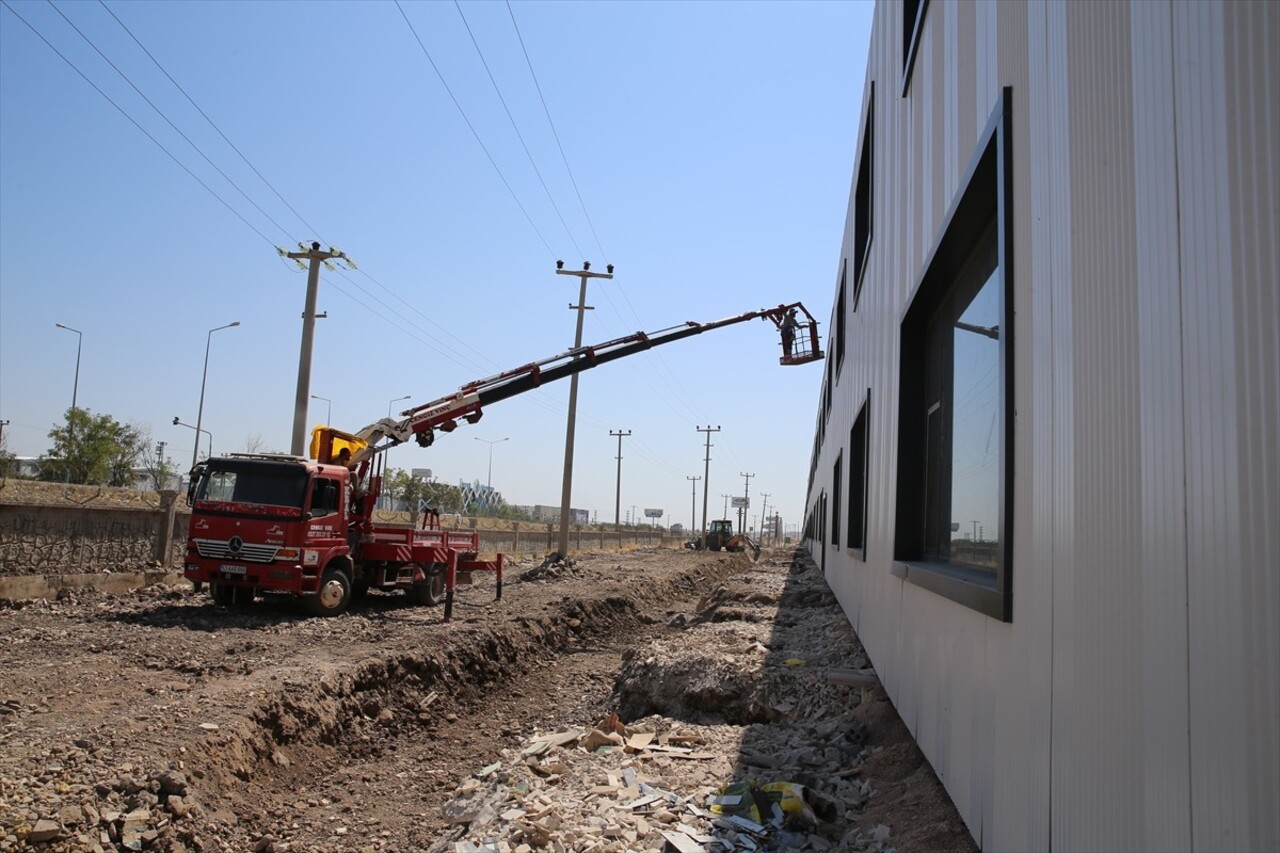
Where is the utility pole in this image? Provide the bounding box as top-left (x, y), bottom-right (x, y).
top-left (554, 260), bottom-right (614, 558)
top-left (759, 492), bottom-right (770, 541)
top-left (0, 419), bottom-right (8, 448)
top-left (739, 472), bottom-right (755, 535)
top-left (696, 425), bottom-right (720, 546)
top-left (610, 429), bottom-right (631, 529)
top-left (284, 242), bottom-right (352, 456)
top-left (722, 494), bottom-right (731, 518)
top-left (686, 475), bottom-right (700, 538)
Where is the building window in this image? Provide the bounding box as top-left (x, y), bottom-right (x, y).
top-left (893, 88), bottom-right (1013, 622)
top-left (902, 0), bottom-right (929, 95)
top-left (823, 356), bottom-right (833, 420)
top-left (831, 453), bottom-right (843, 548)
top-left (836, 260), bottom-right (847, 372)
top-left (848, 391), bottom-right (869, 555)
top-left (853, 82), bottom-right (874, 306)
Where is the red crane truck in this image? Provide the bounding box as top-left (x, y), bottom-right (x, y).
top-left (181, 303), bottom-right (822, 617)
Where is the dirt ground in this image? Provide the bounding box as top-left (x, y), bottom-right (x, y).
top-left (0, 547), bottom-right (977, 852)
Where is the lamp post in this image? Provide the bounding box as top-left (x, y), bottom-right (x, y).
top-left (173, 417), bottom-right (212, 461)
top-left (193, 322), bottom-right (240, 470)
top-left (54, 323), bottom-right (83, 481)
top-left (474, 437), bottom-right (508, 488)
top-left (383, 395), bottom-right (411, 478)
top-left (311, 394), bottom-right (332, 425)
top-left (54, 323), bottom-right (82, 417)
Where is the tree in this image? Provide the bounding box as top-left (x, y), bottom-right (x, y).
top-left (0, 435), bottom-right (14, 480)
top-left (40, 408), bottom-right (145, 486)
top-left (138, 439), bottom-right (179, 491)
top-left (383, 468), bottom-right (465, 522)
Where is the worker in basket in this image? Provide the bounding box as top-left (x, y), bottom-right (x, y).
top-left (781, 307), bottom-right (800, 357)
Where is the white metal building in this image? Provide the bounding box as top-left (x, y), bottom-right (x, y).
top-left (803, 2), bottom-right (1278, 850)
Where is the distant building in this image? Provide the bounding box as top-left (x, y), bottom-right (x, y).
top-left (514, 504), bottom-right (588, 525)
top-left (457, 479), bottom-right (504, 512)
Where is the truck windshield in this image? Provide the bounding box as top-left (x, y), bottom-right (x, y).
top-left (196, 465), bottom-right (308, 509)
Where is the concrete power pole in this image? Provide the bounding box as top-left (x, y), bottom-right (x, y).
top-left (554, 260), bottom-right (614, 559)
top-left (739, 472), bottom-right (755, 534)
top-left (686, 475), bottom-right (700, 538)
top-left (610, 429), bottom-right (631, 529)
top-left (696, 425), bottom-right (720, 545)
top-left (285, 242), bottom-right (351, 456)
top-left (759, 492), bottom-right (770, 540)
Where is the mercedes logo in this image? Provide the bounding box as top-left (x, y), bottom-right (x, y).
top-left (228, 536), bottom-right (243, 553)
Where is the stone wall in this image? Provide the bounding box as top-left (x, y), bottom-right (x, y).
top-left (0, 495), bottom-right (187, 576)
top-left (0, 496), bottom-right (682, 578)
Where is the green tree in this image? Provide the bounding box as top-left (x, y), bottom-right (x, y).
top-left (0, 435), bottom-right (14, 480)
top-left (138, 439), bottom-right (180, 491)
top-left (40, 408), bottom-right (145, 486)
top-left (384, 468), bottom-right (467, 519)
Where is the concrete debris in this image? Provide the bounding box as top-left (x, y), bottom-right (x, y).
top-left (430, 555), bottom-right (885, 853)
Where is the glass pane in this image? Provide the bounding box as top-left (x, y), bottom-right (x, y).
top-left (950, 269), bottom-right (1000, 571)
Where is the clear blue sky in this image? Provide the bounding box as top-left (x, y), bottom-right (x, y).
top-left (0, 0), bottom-right (872, 533)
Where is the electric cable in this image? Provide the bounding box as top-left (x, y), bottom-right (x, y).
top-left (97, 0), bottom-right (329, 244)
top-left (454, 0), bottom-right (583, 259)
top-left (505, 0), bottom-right (608, 263)
top-left (394, 0), bottom-right (557, 258)
top-left (46, 0), bottom-right (297, 242)
top-left (0, 0), bottom-right (278, 249)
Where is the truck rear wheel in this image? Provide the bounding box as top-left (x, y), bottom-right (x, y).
top-left (307, 567), bottom-right (352, 617)
top-left (411, 563), bottom-right (445, 607)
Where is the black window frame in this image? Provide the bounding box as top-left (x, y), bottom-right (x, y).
top-left (831, 452), bottom-right (843, 549)
top-left (892, 88), bottom-right (1014, 622)
top-left (901, 0), bottom-right (930, 96)
top-left (853, 81), bottom-right (874, 307)
top-left (847, 389), bottom-right (870, 557)
top-left (836, 260), bottom-right (847, 372)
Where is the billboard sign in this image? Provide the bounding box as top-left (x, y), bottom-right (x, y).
top-left (643, 508), bottom-right (663, 518)
top-left (731, 497), bottom-right (749, 509)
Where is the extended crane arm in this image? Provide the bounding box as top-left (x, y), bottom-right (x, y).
top-left (331, 301), bottom-right (821, 466)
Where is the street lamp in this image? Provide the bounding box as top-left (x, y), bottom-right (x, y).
top-left (383, 395), bottom-right (411, 482)
top-left (474, 436), bottom-right (509, 488)
top-left (54, 323), bottom-right (83, 481)
top-left (54, 323), bottom-right (82, 416)
top-left (387, 394), bottom-right (411, 419)
top-left (193, 322), bottom-right (240, 471)
top-left (173, 417), bottom-right (212, 461)
top-left (311, 394), bottom-right (332, 425)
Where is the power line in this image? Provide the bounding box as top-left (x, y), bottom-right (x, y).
top-left (394, 0), bottom-right (557, 258)
top-left (454, 0), bottom-right (583, 258)
top-left (47, 0), bottom-right (296, 242)
top-left (97, 0), bottom-right (328, 243)
top-left (505, 0), bottom-right (608, 263)
top-left (0, 0), bottom-right (277, 248)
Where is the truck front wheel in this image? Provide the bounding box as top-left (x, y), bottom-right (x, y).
top-left (308, 567), bottom-right (352, 617)
top-left (411, 563), bottom-right (446, 606)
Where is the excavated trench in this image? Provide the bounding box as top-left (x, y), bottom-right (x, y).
top-left (172, 553), bottom-right (757, 848)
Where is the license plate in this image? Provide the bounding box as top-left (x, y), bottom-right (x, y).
top-left (219, 564), bottom-right (247, 575)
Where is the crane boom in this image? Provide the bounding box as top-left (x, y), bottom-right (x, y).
top-left (332, 301), bottom-right (821, 466)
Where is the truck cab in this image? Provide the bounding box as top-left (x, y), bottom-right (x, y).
top-left (183, 453), bottom-right (355, 612)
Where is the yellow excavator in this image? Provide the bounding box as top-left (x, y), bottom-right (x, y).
top-left (704, 520), bottom-right (761, 559)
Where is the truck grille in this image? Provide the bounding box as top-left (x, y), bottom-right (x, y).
top-left (193, 538), bottom-right (280, 563)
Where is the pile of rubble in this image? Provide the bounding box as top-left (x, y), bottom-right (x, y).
top-left (431, 713), bottom-right (891, 853)
top-left (432, 554), bottom-right (897, 853)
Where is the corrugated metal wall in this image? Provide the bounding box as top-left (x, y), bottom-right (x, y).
top-left (807, 2), bottom-right (1279, 851)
